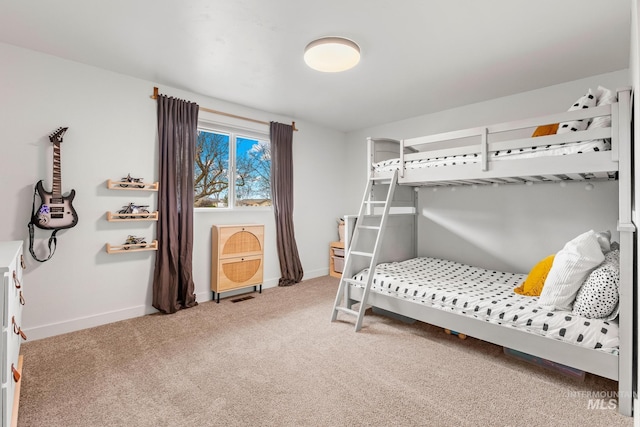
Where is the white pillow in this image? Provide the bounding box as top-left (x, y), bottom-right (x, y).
top-left (557, 89), bottom-right (597, 134)
top-left (596, 86), bottom-right (616, 104)
top-left (538, 230), bottom-right (605, 311)
top-left (595, 230), bottom-right (611, 253)
top-left (588, 86), bottom-right (617, 130)
top-left (572, 249), bottom-right (619, 319)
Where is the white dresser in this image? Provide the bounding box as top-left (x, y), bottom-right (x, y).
top-left (0, 241), bottom-right (26, 427)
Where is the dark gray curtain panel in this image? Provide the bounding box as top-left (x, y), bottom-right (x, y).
top-left (153, 95), bottom-right (199, 313)
top-left (270, 122), bottom-right (303, 286)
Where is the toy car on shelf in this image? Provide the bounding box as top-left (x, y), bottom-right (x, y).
top-left (119, 173), bottom-right (145, 188)
top-left (116, 203), bottom-right (150, 219)
top-left (123, 235), bottom-right (147, 249)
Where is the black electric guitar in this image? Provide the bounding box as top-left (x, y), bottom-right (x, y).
top-left (32, 127), bottom-right (78, 230)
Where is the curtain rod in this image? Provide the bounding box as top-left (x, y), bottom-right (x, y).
top-left (151, 87), bottom-right (298, 131)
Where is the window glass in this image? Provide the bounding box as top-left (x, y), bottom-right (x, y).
top-left (195, 127), bottom-right (271, 209)
top-left (195, 130), bottom-right (230, 207)
top-left (235, 137), bottom-right (271, 207)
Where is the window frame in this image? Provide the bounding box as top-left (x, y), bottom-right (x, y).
top-left (194, 121), bottom-right (272, 212)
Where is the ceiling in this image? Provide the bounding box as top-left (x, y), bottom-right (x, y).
top-left (0, 0), bottom-right (631, 132)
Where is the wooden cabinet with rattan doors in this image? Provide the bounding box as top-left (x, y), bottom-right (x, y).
top-left (211, 225), bottom-right (264, 303)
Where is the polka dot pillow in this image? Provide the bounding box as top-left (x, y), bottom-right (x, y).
top-left (557, 89), bottom-right (597, 134)
top-left (572, 249), bottom-right (619, 319)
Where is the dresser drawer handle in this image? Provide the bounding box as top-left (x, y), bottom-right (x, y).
top-left (20, 254), bottom-right (26, 270)
top-left (13, 271), bottom-right (21, 289)
top-left (12, 316), bottom-right (27, 341)
top-left (19, 291), bottom-right (25, 306)
top-left (11, 364), bottom-right (20, 383)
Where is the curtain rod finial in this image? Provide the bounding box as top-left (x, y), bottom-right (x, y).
top-left (151, 87), bottom-right (159, 99)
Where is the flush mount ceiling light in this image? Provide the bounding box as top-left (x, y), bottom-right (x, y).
top-left (304, 37), bottom-right (361, 72)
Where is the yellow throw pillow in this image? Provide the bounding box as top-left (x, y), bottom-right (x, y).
top-left (514, 255), bottom-right (555, 296)
top-left (531, 123), bottom-right (559, 137)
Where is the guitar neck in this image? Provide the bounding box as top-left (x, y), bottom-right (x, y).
top-left (52, 142), bottom-right (62, 199)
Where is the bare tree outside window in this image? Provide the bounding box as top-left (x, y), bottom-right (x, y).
top-left (195, 128), bottom-right (271, 208)
top-left (235, 137), bottom-right (271, 207)
top-left (195, 130), bottom-right (229, 207)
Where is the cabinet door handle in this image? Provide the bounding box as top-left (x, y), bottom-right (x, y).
top-left (19, 291), bottom-right (25, 306)
top-left (11, 364), bottom-right (20, 383)
top-left (13, 271), bottom-right (21, 289)
top-left (20, 254), bottom-right (26, 270)
top-left (12, 316), bottom-right (27, 341)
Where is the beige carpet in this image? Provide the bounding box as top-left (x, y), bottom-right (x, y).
top-left (18, 276), bottom-right (631, 426)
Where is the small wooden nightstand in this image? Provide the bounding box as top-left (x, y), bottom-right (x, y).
top-left (211, 224), bottom-right (264, 303)
top-left (329, 241), bottom-right (345, 278)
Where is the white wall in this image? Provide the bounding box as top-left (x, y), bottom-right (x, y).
top-left (0, 42), bottom-right (347, 340)
top-left (345, 69), bottom-right (630, 272)
top-left (415, 180), bottom-right (619, 273)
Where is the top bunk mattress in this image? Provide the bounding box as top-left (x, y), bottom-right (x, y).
top-left (373, 138), bottom-right (612, 176)
top-left (352, 257), bottom-right (618, 355)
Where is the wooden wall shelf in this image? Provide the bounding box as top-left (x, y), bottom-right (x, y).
top-left (106, 240), bottom-right (158, 254)
top-left (106, 179), bottom-right (159, 191)
top-left (106, 211), bottom-right (159, 222)
top-left (105, 177), bottom-right (158, 254)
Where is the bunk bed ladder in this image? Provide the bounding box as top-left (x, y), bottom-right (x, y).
top-left (331, 169), bottom-right (398, 331)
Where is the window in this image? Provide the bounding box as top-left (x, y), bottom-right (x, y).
top-left (195, 126), bottom-right (271, 209)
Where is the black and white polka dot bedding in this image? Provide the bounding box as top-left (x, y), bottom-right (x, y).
top-left (373, 139), bottom-right (610, 173)
top-left (352, 257), bottom-right (618, 354)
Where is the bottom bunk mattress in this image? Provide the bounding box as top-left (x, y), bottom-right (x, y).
top-left (352, 257), bottom-right (618, 355)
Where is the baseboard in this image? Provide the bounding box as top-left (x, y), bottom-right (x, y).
top-left (196, 269), bottom-right (329, 302)
top-left (303, 268), bottom-right (330, 280)
top-left (26, 269), bottom-right (332, 341)
top-left (24, 304), bottom-right (157, 341)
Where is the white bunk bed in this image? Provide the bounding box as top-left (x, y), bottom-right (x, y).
top-left (338, 87), bottom-right (634, 416)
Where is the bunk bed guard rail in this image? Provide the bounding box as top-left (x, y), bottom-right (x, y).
top-left (398, 103), bottom-right (614, 178)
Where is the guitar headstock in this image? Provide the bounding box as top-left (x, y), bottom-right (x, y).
top-left (48, 127), bottom-right (68, 143)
